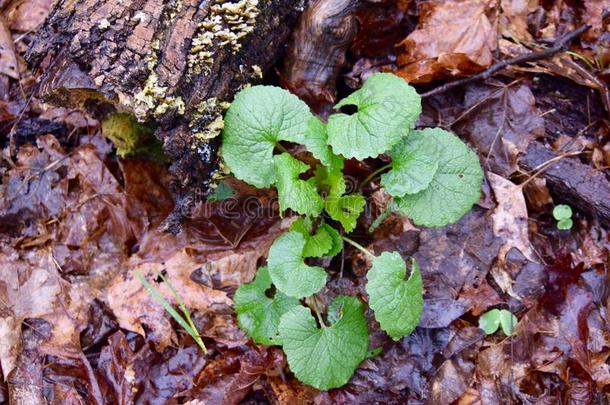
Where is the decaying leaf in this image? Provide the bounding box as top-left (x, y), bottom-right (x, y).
top-left (454, 82), bottom-right (545, 176)
top-left (3, 0), bottom-right (51, 32)
top-left (488, 172), bottom-right (537, 264)
top-left (0, 18), bottom-right (18, 79)
top-left (498, 0), bottom-right (538, 42)
top-left (396, 0), bottom-right (498, 83)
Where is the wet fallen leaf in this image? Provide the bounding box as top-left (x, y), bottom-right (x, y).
top-left (453, 82), bottom-right (545, 176)
top-left (397, 0), bottom-right (498, 83)
top-left (0, 18), bottom-right (18, 80)
top-left (429, 327), bottom-right (485, 404)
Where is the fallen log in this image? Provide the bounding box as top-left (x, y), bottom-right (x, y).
top-left (26, 0), bottom-right (304, 232)
top-left (519, 142), bottom-right (610, 227)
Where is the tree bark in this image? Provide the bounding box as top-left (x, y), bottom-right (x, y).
top-left (26, 0), bottom-right (304, 232)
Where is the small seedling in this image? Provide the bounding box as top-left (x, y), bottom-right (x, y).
top-left (553, 204), bottom-right (573, 230)
top-left (137, 272), bottom-right (207, 353)
top-left (479, 308), bottom-right (518, 336)
top-left (220, 73), bottom-right (483, 390)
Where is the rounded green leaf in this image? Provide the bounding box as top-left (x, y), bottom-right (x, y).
top-left (479, 309), bottom-right (501, 335)
top-left (234, 266), bottom-right (300, 345)
top-left (499, 310), bottom-right (518, 336)
top-left (381, 130), bottom-right (440, 197)
top-left (327, 73), bottom-right (421, 160)
top-left (557, 218), bottom-right (573, 230)
top-left (287, 116), bottom-right (333, 166)
top-left (267, 231), bottom-right (327, 298)
top-left (553, 204), bottom-right (572, 220)
top-left (366, 253), bottom-right (423, 340)
top-left (278, 296), bottom-right (369, 390)
top-left (274, 153), bottom-right (324, 217)
top-left (395, 128), bottom-right (483, 227)
top-left (221, 86), bottom-right (313, 188)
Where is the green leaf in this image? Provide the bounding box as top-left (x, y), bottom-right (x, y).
top-left (207, 180), bottom-right (236, 202)
top-left (290, 219), bottom-right (342, 258)
top-left (553, 204), bottom-right (572, 220)
top-left (381, 130), bottom-right (440, 197)
top-left (278, 296), bottom-right (369, 390)
top-left (326, 193), bottom-right (366, 233)
top-left (395, 128), bottom-right (483, 227)
top-left (315, 153), bottom-right (346, 196)
top-left (557, 218), bottom-right (573, 230)
top-left (234, 266), bottom-right (300, 345)
top-left (478, 309), bottom-right (501, 335)
top-left (221, 86), bottom-right (313, 188)
top-left (286, 117), bottom-right (333, 166)
top-left (366, 253), bottom-right (423, 340)
top-left (274, 153), bottom-right (324, 217)
top-left (267, 231), bottom-right (327, 298)
top-left (290, 218), bottom-right (332, 257)
top-left (499, 310), bottom-right (518, 336)
top-left (320, 223), bottom-right (342, 257)
top-left (313, 154), bottom-right (365, 232)
top-left (327, 73), bottom-right (421, 160)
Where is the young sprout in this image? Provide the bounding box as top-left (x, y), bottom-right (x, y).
top-left (553, 204), bottom-right (573, 230)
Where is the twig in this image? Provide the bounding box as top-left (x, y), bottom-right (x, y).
top-left (342, 236), bottom-right (375, 258)
top-left (421, 24), bottom-right (590, 98)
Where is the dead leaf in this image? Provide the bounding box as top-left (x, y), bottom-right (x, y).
top-left (3, 0), bottom-right (51, 32)
top-left (106, 224), bottom-right (285, 349)
top-left (429, 327), bottom-right (485, 404)
top-left (396, 0), bottom-right (498, 83)
top-left (0, 248), bottom-right (91, 379)
top-left (0, 18), bottom-right (18, 80)
top-left (499, 0), bottom-right (538, 42)
top-left (582, 0), bottom-right (610, 45)
top-left (488, 172), bottom-right (537, 264)
top-left (453, 82), bottom-right (545, 176)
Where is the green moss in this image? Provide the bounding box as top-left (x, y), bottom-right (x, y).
top-left (101, 113), bottom-right (167, 162)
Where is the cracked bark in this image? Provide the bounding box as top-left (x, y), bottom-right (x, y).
top-left (26, 0), bottom-right (304, 232)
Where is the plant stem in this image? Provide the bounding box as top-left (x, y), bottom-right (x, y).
top-left (358, 164), bottom-right (391, 189)
top-left (342, 236), bottom-right (375, 258)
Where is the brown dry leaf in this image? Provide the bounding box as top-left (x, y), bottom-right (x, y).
top-left (396, 0), bottom-right (497, 83)
top-left (106, 225), bottom-right (285, 350)
top-left (0, 249), bottom-right (93, 379)
top-left (582, 0), bottom-right (610, 44)
top-left (3, 0), bottom-right (51, 32)
top-left (498, 0), bottom-right (538, 42)
top-left (488, 172), bottom-right (537, 264)
top-left (454, 82), bottom-right (545, 176)
top-left (0, 18), bottom-right (18, 79)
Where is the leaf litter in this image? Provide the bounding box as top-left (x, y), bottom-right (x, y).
top-left (2, 0), bottom-right (610, 402)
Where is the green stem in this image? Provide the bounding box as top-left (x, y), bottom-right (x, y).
top-left (342, 236), bottom-right (375, 258)
top-left (358, 164), bottom-right (392, 189)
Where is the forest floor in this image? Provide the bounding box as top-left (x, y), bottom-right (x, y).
top-left (1, 0), bottom-right (610, 404)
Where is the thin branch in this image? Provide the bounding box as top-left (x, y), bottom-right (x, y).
top-left (421, 24), bottom-right (590, 98)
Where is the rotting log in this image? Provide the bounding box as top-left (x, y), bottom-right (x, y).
top-left (279, 0), bottom-right (359, 117)
top-left (26, 0), bottom-right (305, 232)
top-left (519, 142), bottom-right (610, 227)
